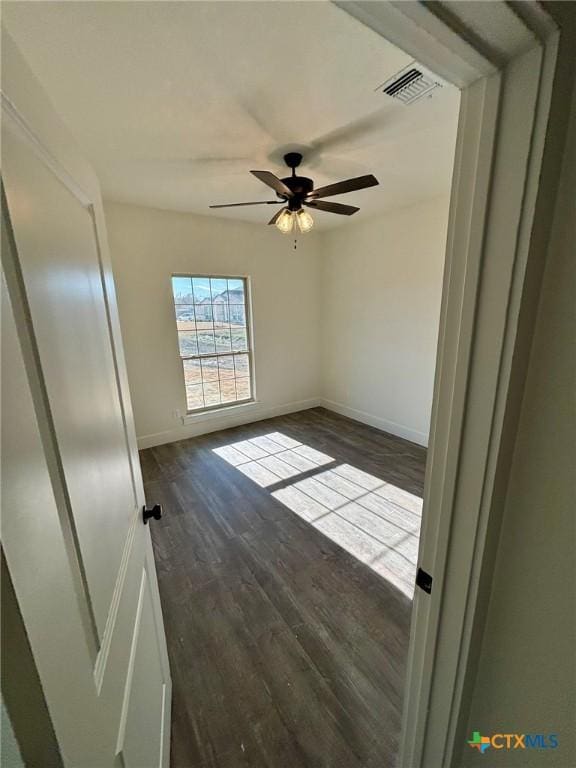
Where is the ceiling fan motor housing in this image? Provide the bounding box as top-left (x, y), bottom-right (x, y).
top-left (281, 175), bottom-right (314, 209)
top-left (279, 152), bottom-right (313, 209)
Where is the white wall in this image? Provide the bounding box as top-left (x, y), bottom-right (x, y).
top-left (104, 202), bottom-right (322, 448)
top-left (319, 197), bottom-right (449, 445)
top-left (105, 197), bottom-right (449, 450)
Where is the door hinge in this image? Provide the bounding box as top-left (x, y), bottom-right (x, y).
top-left (416, 567), bottom-right (433, 595)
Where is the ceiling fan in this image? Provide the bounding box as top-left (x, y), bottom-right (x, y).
top-left (209, 152), bottom-right (379, 234)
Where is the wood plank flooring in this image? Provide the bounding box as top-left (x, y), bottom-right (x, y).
top-left (141, 407), bottom-right (427, 768)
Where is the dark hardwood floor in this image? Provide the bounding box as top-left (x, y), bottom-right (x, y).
top-left (141, 407), bottom-right (427, 768)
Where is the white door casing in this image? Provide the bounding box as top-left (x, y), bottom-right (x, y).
top-left (1, 30), bottom-right (171, 768)
top-left (336, 2), bottom-right (566, 766)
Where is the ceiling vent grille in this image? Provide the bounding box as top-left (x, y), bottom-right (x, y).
top-left (376, 63), bottom-right (443, 105)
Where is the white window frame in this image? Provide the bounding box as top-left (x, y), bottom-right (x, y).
top-left (171, 273), bottom-right (255, 415)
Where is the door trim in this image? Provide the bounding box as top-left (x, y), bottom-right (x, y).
top-left (1, 92), bottom-right (92, 207)
top-left (335, 2), bottom-right (566, 765)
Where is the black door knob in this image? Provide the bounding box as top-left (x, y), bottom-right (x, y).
top-left (143, 504), bottom-right (162, 524)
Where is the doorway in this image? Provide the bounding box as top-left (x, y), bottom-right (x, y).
top-left (2, 3), bottom-right (568, 767)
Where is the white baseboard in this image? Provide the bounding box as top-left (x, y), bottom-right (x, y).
top-left (319, 398), bottom-right (429, 447)
top-left (136, 398), bottom-right (322, 450)
top-left (137, 396), bottom-right (428, 450)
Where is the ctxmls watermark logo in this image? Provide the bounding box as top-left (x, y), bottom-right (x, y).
top-left (468, 731), bottom-right (559, 754)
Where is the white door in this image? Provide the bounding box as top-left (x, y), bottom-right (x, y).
top-left (1, 31), bottom-right (171, 767)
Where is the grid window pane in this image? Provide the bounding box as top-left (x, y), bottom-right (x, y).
top-left (197, 331), bottom-right (216, 355)
top-left (218, 356), bottom-right (235, 379)
top-left (193, 277), bottom-right (211, 303)
top-left (227, 279), bottom-right (245, 303)
top-left (195, 303), bottom-right (213, 323)
top-left (172, 275), bottom-right (253, 413)
top-left (236, 377), bottom-right (251, 400)
top-left (175, 306), bottom-right (196, 331)
top-left (178, 331), bottom-right (198, 357)
top-left (220, 378), bottom-right (237, 403)
top-left (214, 327), bottom-right (232, 353)
top-left (172, 277), bottom-right (193, 303)
top-left (234, 353), bottom-right (249, 376)
top-left (201, 357), bottom-right (219, 381)
top-left (186, 384), bottom-right (204, 409)
top-left (229, 304), bottom-right (246, 325)
top-left (210, 278), bottom-right (228, 300)
top-left (213, 302), bottom-right (229, 324)
top-left (231, 327), bottom-right (248, 352)
top-left (183, 359), bottom-right (202, 385)
top-left (203, 381), bottom-right (221, 406)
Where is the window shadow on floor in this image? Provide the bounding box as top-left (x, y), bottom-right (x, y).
top-left (213, 430), bottom-right (422, 598)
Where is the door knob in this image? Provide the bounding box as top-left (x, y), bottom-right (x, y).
top-left (142, 504), bottom-right (162, 524)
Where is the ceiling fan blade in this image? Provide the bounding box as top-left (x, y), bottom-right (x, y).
top-left (310, 108), bottom-right (392, 156)
top-left (268, 208), bottom-right (287, 225)
top-left (308, 174), bottom-right (379, 199)
top-left (305, 200), bottom-right (359, 216)
top-left (250, 170), bottom-right (294, 198)
top-left (209, 200), bottom-right (281, 209)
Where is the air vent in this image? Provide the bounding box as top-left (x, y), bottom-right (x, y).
top-left (376, 63), bottom-right (443, 105)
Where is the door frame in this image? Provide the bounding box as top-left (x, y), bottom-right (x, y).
top-left (335, 2), bottom-right (571, 766)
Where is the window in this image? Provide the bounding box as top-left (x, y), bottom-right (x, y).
top-left (171, 275), bottom-right (253, 413)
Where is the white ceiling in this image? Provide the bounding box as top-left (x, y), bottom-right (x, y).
top-left (3, 1), bottom-right (460, 230)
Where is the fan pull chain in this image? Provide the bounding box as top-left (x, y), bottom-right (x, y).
top-left (294, 237), bottom-right (297, 251)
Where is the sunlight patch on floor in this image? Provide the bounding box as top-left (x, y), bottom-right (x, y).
top-left (213, 433), bottom-right (333, 488)
top-left (212, 432), bottom-right (422, 598)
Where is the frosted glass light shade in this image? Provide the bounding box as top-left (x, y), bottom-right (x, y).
top-left (296, 209), bottom-right (314, 233)
top-left (275, 209), bottom-right (294, 234)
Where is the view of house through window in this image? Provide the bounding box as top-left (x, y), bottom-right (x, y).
top-left (171, 275), bottom-right (253, 412)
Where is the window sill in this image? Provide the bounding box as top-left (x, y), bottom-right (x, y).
top-left (181, 399), bottom-right (259, 425)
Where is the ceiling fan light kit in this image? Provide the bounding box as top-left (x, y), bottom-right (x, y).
top-left (274, 207), bottom-right (315, 235)
top-left (296, 208), bottom-right (314, 233)
top-left (275, 208), bottom-right (294, 234)
top-left (209, 151), bottom-right (379, 234)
